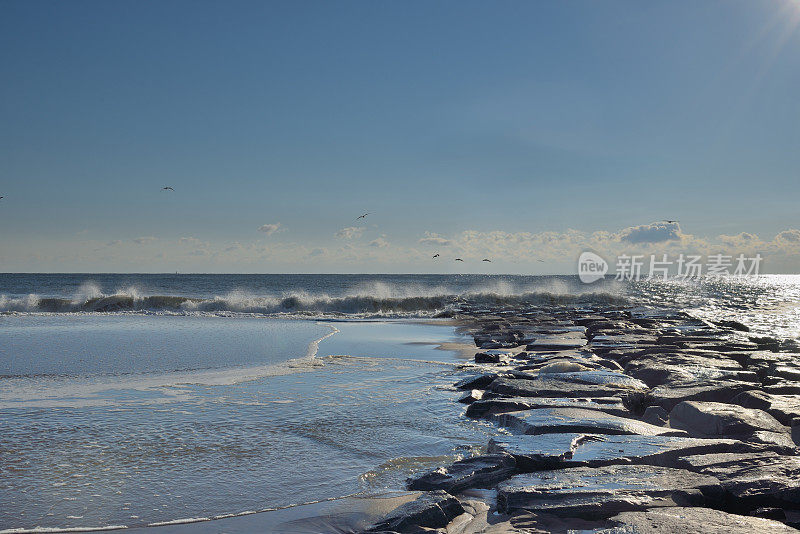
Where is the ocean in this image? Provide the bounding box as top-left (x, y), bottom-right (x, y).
top-left (2, 273), bottom-right (799, 532)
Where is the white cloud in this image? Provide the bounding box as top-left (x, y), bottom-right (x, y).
top-left (775, 229), bottom-right (800, 245)
top-left (258, 223), bottom-right (283, 235)
top-left (369, 237), bottom-right (389, 248)
top-left (618, 222), bottom-right (681, 244)
top-left (132, 236), bottom-right (158, 245)
top-left (419, 232), bottom-right (452, 246)
top-left (335, 226), bottom-right (365, 239)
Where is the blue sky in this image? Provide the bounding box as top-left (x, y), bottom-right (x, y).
top-left (1, 0), bottom-right (799, 273)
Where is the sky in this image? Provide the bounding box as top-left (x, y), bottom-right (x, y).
top-left (1, 0), bottom-right (799, 273)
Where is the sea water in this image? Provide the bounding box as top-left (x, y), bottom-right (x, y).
top-left (1, 274), bottom-right (799, 531)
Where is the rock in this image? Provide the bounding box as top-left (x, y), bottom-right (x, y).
top-left (406, 454), bottom-right (516, 493)
top-left (465, 396), bottom-right (628, 419)
top-left (487, 376), bottom-right (643, 399)
top-left (458, 389), bottom-right (483, 404)
top-left (648, 381), bottom-right (756, 411)
top-left (770, 365), bottom-right (800, 382)
top-left (642, 405), bottom-right (669, 426)
top-left (525, 335), bottom-right (587, 351)
top-left (489, 432), bottom-right (759, 471)
top-left (731, 390), bottom-right (800, 426)
top-left (474, 350), bottom-right (512, 364)
top-left (607, 507), bottom-right (799, 533)
top-left (676, 452), bottom-right (800, 508)
top-left (537, 361), bottom-right (591, 373)
top-left (532, 370), bottom-right (648, 390)
top-left (764, 382), bottom-right (800, 395)
top-left (495, 408), bottom-right (687, 437)
top-left (454, 373), bottom-right (498, 390)
top-left (366, 490), bottom-right (465, 532)
top-left (497, 465), bottom-right (721, 517)
top-left (669, 401), bottom-right (788, 439)
top-left (712, 320), bottom-right (751, 332)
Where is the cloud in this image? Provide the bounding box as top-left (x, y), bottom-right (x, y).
top-left (132, 236), bottom-right (158, 245)
top-left (618, 222), bottom-right (682, 244)
top-left (335, 226), bottom-right (365, 239)
top-left (775, 229), bottom-right (800, 245)
top-left (418, 232), bottom-right (452, 246)
top-left (179, 237), bottom-right (206, 247)
top-left (258, 223), bottom-right (283, 235)
top-left (369, 237), bottom-right (389, 248)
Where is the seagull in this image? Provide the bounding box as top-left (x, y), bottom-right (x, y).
top-left (482, 258), bottom-right (492, 262)
top-left (664, 219), bottom-right (678, 224)
top-left (0, 196), bottom-right (3, 200)
top-left (537, 259), bottom-right (545, 262)
top-left (162, 187), bottom-right (174, 191)
top-left (455, 258), bottom-right (464, 262)
top-left (356, 212), bottom-right (369, 220)
top-left (432, 253), bottom-right (439, 258)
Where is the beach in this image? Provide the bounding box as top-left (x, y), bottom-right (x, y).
top-left (2, 274), bottom-right (800, 532)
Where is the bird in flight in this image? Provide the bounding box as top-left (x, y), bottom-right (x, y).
top-left (162, 187), bottom-right (174, 191)
top-left (0, 196), bottom-right (3, 200)
top-left (537, 259), bottom-right (545, 263)
top-left (356, 212), bottom-right (369, 220)
top-left (482, 258), bottom-right (492, 262)
top-left (663, 219), bottom-right (678, 224)
top-left (432, 253), bottom-right (439, 258)
top-left (455, 258), bottom-right (464, 262)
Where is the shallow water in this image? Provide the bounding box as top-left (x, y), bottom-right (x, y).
top-left (0, 316), bottom-right (495, 532)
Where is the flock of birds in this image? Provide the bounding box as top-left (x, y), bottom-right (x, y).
top-left (0, 187), bottom-right (677, 266)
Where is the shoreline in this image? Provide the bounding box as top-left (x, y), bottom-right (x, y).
top-left (359, 304), bottom-right (800, 532)
top-left (5, 306), bottom-right (800, 533)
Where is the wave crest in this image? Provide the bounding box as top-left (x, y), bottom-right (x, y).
top-left (0, 285), bottom-right (627, 317)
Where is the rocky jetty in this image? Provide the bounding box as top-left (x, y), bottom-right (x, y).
top-left (365, 305), bottom-right (800, 533)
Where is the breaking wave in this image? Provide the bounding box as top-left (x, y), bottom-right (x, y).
top-left (0, 282), bottom-right (627, 317)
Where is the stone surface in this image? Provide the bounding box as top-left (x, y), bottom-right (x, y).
top-left (496, 408), bottom-right (687, 437)
top-left (406, 454), bottom-right (516, 494)
top-left (465, 396), bottom-right (628, 419)
top-left (648, 381), bottom-right (756, 411)
top-left (676, 452), bottom-right (800, 508)
top-left (458, 389), bottom-right (484, 404)
top-left (641, 405), bottom-right (669, 426)
top-left (497, 465), bottom-right (721, 517)
top-left (525, 335), bottom-right (587, 351)
top-left (454, 373), bottom-right (498, 390)
top-left (366, 490), bottom-right (465, 532)
top-left (669, 400), bottom-right (788, 438)
top-left (489, 432), bottom-right (759, 471)
top-left (487, 376), bottom-right (642, 399)
top-left (607, 507), bottom-right (799, 533)
top-left (732, 390), bottom-right (800, 426)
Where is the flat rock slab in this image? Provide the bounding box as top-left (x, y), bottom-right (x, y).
top-left (487, 377), bottom-right (642, 399)
top-left (496, 408), bottom-right (687, 437)
top-left (732, 390), bottom-right (800, 426)
top-left (406, 454), bottom-right (516, 494)
top-left (676, 452), bottom-right (800, 507)
top-left (531, 370), bottom-right (647, 389)
top-left (649, 381), bottom-right (756, 411)
top-left (497, 465), bottom-right (721, 517)
top-left (489, 432), bottom-right (759, 470)
top-left (466, 396), bottom-right (628, 419)
top-left (607, 507), bottom-right (800, 533)
top-left (670, 400), bottom-right (787, 437)
top-left (366, 490), bottom-right (465, 532)
top-left (526, 336), bottom-right (587, 351)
